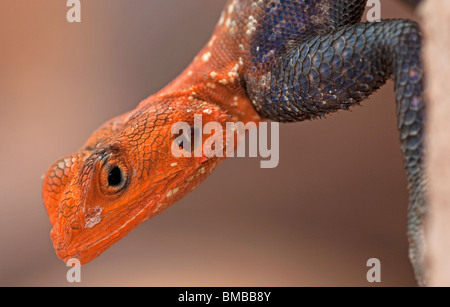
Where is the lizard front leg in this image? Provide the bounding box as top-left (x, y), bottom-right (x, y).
top-left (245, 19), bottom-right (426, 284)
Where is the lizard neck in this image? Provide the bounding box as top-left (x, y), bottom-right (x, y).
top-left (157, 69), bottom-right (261, 124)
top-left (148, 14), bottom-right (262, 124)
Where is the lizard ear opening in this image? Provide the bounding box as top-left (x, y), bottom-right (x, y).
top-left (173, 125), bottom-right (202, 154)
top-left (171, 119), bottom-right (204, 158)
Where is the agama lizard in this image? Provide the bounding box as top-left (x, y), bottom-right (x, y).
top-left (42, 0), bottom-right (426, 284)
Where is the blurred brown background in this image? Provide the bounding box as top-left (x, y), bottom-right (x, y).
top-left (0, 0), bottom-right (418, 286)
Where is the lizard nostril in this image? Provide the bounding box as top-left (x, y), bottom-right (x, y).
top-left (70, 222), bottom-right (81, 231)
top-left (56, 242), bottom-right (65, 251)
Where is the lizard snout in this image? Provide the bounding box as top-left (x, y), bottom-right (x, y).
top-left (42, 153), bottom-right (87, 225)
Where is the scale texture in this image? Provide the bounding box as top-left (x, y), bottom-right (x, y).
top-left (42, 0), bottom-right (426, 284)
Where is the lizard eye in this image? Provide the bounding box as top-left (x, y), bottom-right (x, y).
top-left (108, 166), bottom-right (123, 187)
top-left (99, 160), bottom-right (129, 195)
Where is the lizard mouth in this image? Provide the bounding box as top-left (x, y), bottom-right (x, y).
top-left (53, 194), bottom-right (163, 265)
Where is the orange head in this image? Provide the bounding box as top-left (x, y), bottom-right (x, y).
top-left (42, 96), bottom-right (229, 264)
top-left (42, 0), bottom-right (264, 264)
